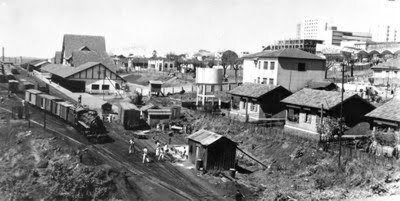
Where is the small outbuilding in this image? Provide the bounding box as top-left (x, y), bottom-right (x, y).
top-left (187, 129), bottom-right (237, 171)
top-left (119, 102), bottom-right (141, 129)
top-left (149, 80), bottom-right (163, 96)
top-left (145, 108), bottom-right (172, 127)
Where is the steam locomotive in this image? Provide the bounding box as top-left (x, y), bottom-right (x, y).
top-left (25, 89), bottom-right (108, 143)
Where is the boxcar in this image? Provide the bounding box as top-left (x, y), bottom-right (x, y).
top-left (119, 102), bottom-right (141, 129)
top-left (38, 94), bottom-right (62, 113)
top-left (25, 89), bottom-right (43, 105)
top-left (8, 80), bottom-right (19, 93)
top-left (58, 101), bottom-right (74, 120)
top-left (67, 105), bottom-right (77, 124)
top-left (51, 99), bottom-right (64, 116)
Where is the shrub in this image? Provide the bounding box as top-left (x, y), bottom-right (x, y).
top-left (375, 130), bottom-right (397, 147)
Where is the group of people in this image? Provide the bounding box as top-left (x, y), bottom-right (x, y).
top-left (128, 138), bottom-right (169, 163)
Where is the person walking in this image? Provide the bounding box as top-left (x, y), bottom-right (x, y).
top-left (128, 139), bottom-right (135, 155)
top-left (142, 148), bottom-right (148, 163)
top-left (158, 148), bottom-right (164, 161)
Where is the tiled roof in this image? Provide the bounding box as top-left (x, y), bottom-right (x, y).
top-left (306, 80), bottom-right (338, 90)
top-left (242, 48), bottom-right (325, 60)
top-left (187, 129), bottom-right (225, 146)
top-left (228, 83), bottom-right (280, 98)
top-left (71, 50), bottom-right (115, 68)
top-left (55, 51), bottom-right (62, 64)
top-left (371, 58), bottom-right (400, 70)
top-left (281, 88), bottom-right (360, 110)
top-left (42, 62), bottom-right (123, 80)
top-left (365, 99), bottom-right (400, 123)
top-left (62, 34), bottom-right (106, 59)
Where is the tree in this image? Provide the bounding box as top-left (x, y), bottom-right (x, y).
top-left (233, 58), bottom-right (243, 83)
top-left (341, 51), bottom-right (356, 77)
top-left (152, 50), bottom-right (158, 58)
top-left (221, 50), bottom-right (239, 79)
top-left (323, 54), bottom-right (342, 79)
top-left (130, 91), bottom-right (143, 106)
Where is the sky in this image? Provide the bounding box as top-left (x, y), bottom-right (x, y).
top-left (0, 0), bottom-right (400, 58)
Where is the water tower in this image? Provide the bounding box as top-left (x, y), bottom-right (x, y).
top-left (195, 68), bottom-right (224, 107)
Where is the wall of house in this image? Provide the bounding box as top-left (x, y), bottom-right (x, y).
top-left (333, 97), bottom-right (375, 127)
top-left (285, 108), bottom-right (319, 134)
top-left (67, 78), bottom-right (121, 94)
top-left (188, 140), bottom-right (206, 165)
top-left (277, 58), bottom-right (325, 92)
top-left (204, 138), bottom-right (236, 170)
top-left (242, 59), bottom-right (279, 84)
top-left (373, 69), bottom-right (400, 79)
top-left (147, 59), bottom-right (175, 71)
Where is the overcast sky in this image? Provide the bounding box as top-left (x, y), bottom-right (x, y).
top-left (0, 0), bottom-right (399, 58)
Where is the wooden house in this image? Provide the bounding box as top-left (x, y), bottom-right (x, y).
top-left (187, 129), bottom-right (236, 171)
top-left (145, 108), bottom-right (172, 127)
top-left (281, 88), bottom-right (375, 135)
top-left (228, 83), bottom-right (292, 122)
top-left (366, 99), bottom-right (400, 132)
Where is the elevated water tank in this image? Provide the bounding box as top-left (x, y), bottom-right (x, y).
top-left (196, 68), bottom-right (223, 84)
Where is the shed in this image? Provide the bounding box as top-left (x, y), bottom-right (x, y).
top-left (187, 129), bottom-right (236, 171)
top-left (149, 80), bottom-right (163, 96)
top-left (119, 102), bottom-right (141, 129)
top-left (8, 80), bottom-right (19, 93)
top-left (145, 108), bottom-right (172, 127)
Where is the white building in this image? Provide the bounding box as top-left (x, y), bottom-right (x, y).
top-left (147, 58), bottom-right (175, 71)
top-left (370, 24), bottom-right (400, 43)
top-left (371, 58), bottom-right (400, 79)
top-left (297, 17), bottom-right (331, 40)
top-left (242, 49), bottom-right (326, 92)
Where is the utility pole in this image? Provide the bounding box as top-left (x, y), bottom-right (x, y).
top-left (2, 47), bottom-right (5, 76)
top-left (339, 61), bottom-right (346, 170)
top-left (43, 111), bottom-right (47, 129)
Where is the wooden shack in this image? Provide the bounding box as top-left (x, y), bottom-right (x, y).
top-left (8, 80), bottom-right (19, 93)
top-left (149, 80), bottom-right (163, 96)
top-left (187, 129), bottom-right (236, 171)
top-left (119, 102), bottom-right (141, 129)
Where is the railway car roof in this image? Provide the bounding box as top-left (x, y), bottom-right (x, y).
top-left (38, 94), bottom-right (63, 100)
top-left (26, 89), bottom-right (43, 94)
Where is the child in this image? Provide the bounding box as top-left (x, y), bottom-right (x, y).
top-left (128, 139), bottom-right (135, 155)
top-left (142, 148), bottom-right (148, 163)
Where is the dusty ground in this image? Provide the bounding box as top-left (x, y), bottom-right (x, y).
top-left (123, 71), bottom-right (194, 87)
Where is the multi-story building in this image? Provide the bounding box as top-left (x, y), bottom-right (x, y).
top-left (297, 17), bottom-right (330, 40)
top-left (242, 48), bottom-right (326, 92)
top-left (370, 24), bottom-right (400, 43)
top-left (263, 39), bottom-right (323, 54)
top-left (321, 30), bottom-right (372, 46)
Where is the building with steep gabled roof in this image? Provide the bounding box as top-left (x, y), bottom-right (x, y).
top-left (228, 83), bottom-right (292, 122)
top-left (242, 48), bottom-right (326, 92)
top-left (281, 88), bottom-right (375, 135)
top-left (366, 99), bottom-right (400, 131)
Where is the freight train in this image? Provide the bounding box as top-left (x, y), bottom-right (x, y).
top-left (25, 89), bottom-right (108, 143)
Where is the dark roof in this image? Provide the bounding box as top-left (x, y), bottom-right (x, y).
top-left (366, 99), bottom-right (400, 123)
top-left (371, 58), bottom-right (400, 70)
top-left (71, 50), bottom-right (115, 68)
top-left (62, 34), bottom-right (106, 59)
top-left (119, 102), bottom-right (139, 110)
top-left (228, 83), bottom-right (281, 98)
top-left (306, 80), bottom-right (338, 90)
top-left (55, 51), bottom-right (62, 64)
top-left (42, 62), bottom-right (123, 80)
top-left (242, 48), bottom-right (325, 60)
top-left (281, 88), bottom-right (361, 110)
top-left (187, 129), bottom-right (229, 146)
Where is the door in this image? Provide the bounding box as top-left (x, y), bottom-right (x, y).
top-left (196, 146), bottom-right (200, 159)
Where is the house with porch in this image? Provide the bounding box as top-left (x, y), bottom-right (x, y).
top-left (366, 98), bottom-right (400, 132)
top-left (228, 83), bottom-right (292, 122)
top-left (281, 88), bottom-right (375, 135)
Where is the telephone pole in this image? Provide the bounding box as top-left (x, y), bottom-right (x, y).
top-left (338, 61), bottom-right (346, 170)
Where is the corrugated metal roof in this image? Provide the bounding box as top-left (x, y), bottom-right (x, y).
top-left (187, 129), bottom-right (224, 146)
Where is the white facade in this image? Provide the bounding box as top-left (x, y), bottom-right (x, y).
top-left (148, 59), bottom-right (175, 71)
top-left (370, 24), bottom-right (400, 42)
top-left (372, 69), bottom-right (400, 79)
top-left (242, 58), bottom-right (325, 92)
top-left (298, 18), bottom-right (330, 40)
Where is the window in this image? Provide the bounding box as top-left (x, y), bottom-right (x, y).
top-left (102, 85), bottom-right (110, 90)
top-left (258, 61), bottom-right (261, 69)
top-left (242, 101), bottom-right (246, 109)
top-left (270, 62), bottom-right (275, 70)
top-left (305, 113), bottom-right (312, 123)
top-left (263, 61), bottom-right (268, 70)
top-left (298, 63), bottom-right (306, 71)
top-left (91, 84), bottom-right (99, 90)
top-left (170, 64), bottom-right (173, 68)
top-left (269, 78), bottom-right (274, 85)
top-left (257, 77), bottom-right (260, 84)
top-left (250, 103), bottom-right (258, 112)
top-left (287, 108), bottom-right (299, 123)
top-left (262, 78), bottom-right (267, 84)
